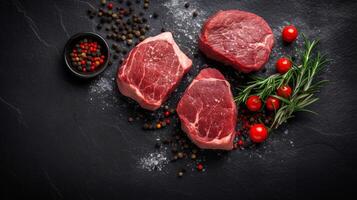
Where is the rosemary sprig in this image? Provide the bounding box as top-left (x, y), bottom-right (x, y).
top-left (235, 36), bottom-right (328, 129)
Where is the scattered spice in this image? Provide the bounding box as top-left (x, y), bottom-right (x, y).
top-left (87, 0), bottom-right (152, 67)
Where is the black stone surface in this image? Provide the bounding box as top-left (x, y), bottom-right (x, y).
top-left (1, 0), bottom-right (357, 199)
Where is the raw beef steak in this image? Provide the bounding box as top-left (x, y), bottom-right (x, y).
top-left (176, 68), bottom-right (237, 150)
top-left (199, 10), bottom-right (274, 73)
top-left (117, 32), bottom-right (192, 111)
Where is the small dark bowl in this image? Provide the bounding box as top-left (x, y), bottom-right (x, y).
top-left (64, 32), bottom-right (110, 78)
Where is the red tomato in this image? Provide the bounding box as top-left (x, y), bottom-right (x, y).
top-left (277, 85), bottom-right (292, 98)
top-left (282, 25), bottom-right (298, 43)
top-left (246, 95), bottom-right (262, 112)
top-left (249, 124), bottom-right (268, 143)
top-left (276, 57), bottom-right (292, 74)
top-left (266, 96), bottom-right (280, 111)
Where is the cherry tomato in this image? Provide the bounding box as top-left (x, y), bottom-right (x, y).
top-left (266, 96), bottom-right (280, 111)
top-left (277, 85), bottom-right (292, 98)
top-left (276, 57), bottom-right (292, 74)
top-left (282, 25), bottom-right (298, 43)
top-left (249, 124), bottom-right (268, 143)
top-left (246, 95), bottom-right (262, 112)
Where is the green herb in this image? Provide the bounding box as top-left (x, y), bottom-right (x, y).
top-left (235, 36), bottom-right (329, 129)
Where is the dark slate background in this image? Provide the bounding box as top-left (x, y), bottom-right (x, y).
top-left (1, 0), bottom-right (357, 199)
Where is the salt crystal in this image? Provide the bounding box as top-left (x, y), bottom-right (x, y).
top-left (138, 151), bottom-right (168, 172)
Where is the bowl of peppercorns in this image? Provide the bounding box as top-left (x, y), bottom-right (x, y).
top-left (64, 32), bottom-right (110, 78)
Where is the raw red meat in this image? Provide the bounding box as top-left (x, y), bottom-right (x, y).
top-left (176, 68), bottom-right (237, 150)
top-left (199, 10), bottom-right (274, 73)
top-left (117, 32), bottom-right (192, 111)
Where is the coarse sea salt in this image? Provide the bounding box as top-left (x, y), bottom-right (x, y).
top-left (88, 69), bottom-right (118, 110)
top-left (163, 0), bottom-right (207, 56)
top-left (138, 150), bottom-right (169, 172)
top-left (89, 76), bottom-right (113, 95)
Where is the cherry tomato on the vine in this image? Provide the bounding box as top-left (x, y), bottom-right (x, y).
top-left (249, 124), bottom-right (268, 143)
top-left (282, 25), bottom-right (298, 43)
top-left (276, 57), bottom-right (292, 74)
top-left (277, 85), bottom-right (292, 98)
top-left (266, 96), bottom-right (280, 111)
top-left (246, 95), bottom-right (262, 112)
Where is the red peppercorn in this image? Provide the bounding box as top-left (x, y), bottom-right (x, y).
top-left (236, 130), bottom-right (241, 136)
top-left (165, 118), bottom-right (171, 124)
top-left (197, 163), bottom-right (204, 171)
top-left (107, 3), bottom-right (113, 9)
top-left (238, 140), bottom-right (244, 146)
top-left (164, 111), bottom-right (170, 117)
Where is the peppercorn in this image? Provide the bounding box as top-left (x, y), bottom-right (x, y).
top-left (184, 3), bottom-right (190, 8)
top-left (161, 121), bottom-right (167, 127)
top-left (138, 36), bottom-right (145, 41)
top-left (143, 3), bottom-right (149, 9)
top-left (143, 123), bottom-right (150, 129)
top-left (177, 152), bottom-right (184, 158)
top-left (134, 31), bottom-right (141, 37)
top-left (177, 171), bottom-right (184, 177)
top-left (152, 12), bottom-right (158, 18)
top-left (156, 123), bottom-right (162, 129)
top-left (164, 111), bottom-right (170, 117)
top-left (193, 11), bottom-right (198, 17)
top-left (191, 154), bottom-right (197, 160)
top-left (126, 39), bottom-right (133, 46)
top-left (100, 0), bottom-right (106, 6)
top-left (107, 3), bottom-right (113, 10)
top-left (196, 163), bottom-right (204, 171)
